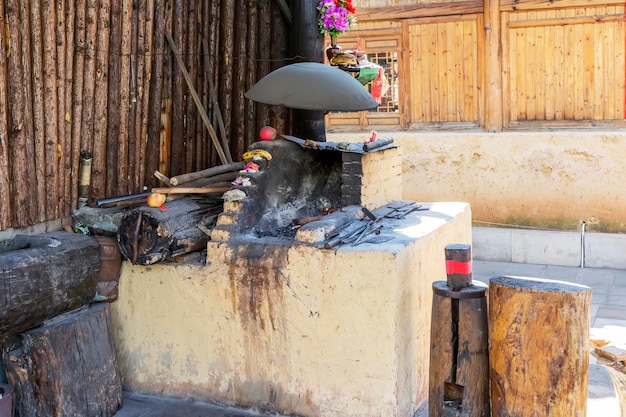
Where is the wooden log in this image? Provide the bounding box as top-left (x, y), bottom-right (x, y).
top-left (145, 0), bottom-right (165, 188)
top-left (169, 161), bottom-right (244, 185)
top-left (269, 3), bottom-right (288, 137)
top-left (231, 0), bottom-right (247, 160)
top-left (183, 0), bottom-right (197, 172)
top-left (70, 0), bottom-right (86, 210)
top-left (591, 327), bottom-right (626, 416)
top-left (117, 0), bottom-right (132, 195)
top-left (6, 0), bottom-right (37, 227)
top-left (130, 0), bottom-right (143, 190)
top-left (3, 304), bottom-right (123, 417)
top-left (429, 281), bottom-right (490, 417)
top-left (218, 0), bottom-right (235, 162)
top-left (106, 0), bottom-right (121, 197)
top-left (245, 0), bottom-right (258, 149)
top-left (55, 0), bottom-right (68, 217)
top-left (255, 1), bottom-right (271, 132)
top-left (0, 0), bottom-right (11, 229)
top-left (80, 0), bottom-right (98, 160)
top-left (92, 0), bottom-right (111, 200)
top-left (151, 184), bottom-right (230, 194)
top-left (43, 0), bottom-right (60, 218)
top-left (489, 276), bottom-right (592, 417)
top-left (30, 0), bottom-right (49, 221)
top-left (127, 0), bottom-right (140, 195)
top-left (170, 0), bottom-right (185, 176)
top-left (118, 197), bottom-right (214, 265)
top-left (63, 0), bottom-right (76, 214)
top-left (0, 231), bottom-right (99, 337)
top-left (138, 0), bottom-right (154, 189)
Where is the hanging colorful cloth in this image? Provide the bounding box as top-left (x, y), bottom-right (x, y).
top-left (370, 68), bottom-right (390, 104)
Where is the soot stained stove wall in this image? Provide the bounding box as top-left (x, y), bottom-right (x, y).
top-left (231, 140), bottom-right (343, 237)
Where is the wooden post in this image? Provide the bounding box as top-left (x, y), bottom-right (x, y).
top-left (489, 276), bottom-right (591, 417)
top-left (484, 0), bottom-right (502, 132)
top-left (429, 245), bottom-right (490, 417)
top-left (291, 0), bottom-right (326, 141)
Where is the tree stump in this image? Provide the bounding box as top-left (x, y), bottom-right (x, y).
top-left (2, 304), bottom-right (122, 417)
top-left (429, 282), bottom-right (490, 417)
top-left (489, 276), bottom-right (592, 417)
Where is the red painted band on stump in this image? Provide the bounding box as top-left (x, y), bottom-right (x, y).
top-left (446, 259), bottom-right (472, 275)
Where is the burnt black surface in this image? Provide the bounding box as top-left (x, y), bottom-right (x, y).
top-left (235, 140), bottom-right (343, 237)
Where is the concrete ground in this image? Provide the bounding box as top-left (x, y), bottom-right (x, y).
top-left (113, 260), bottom-right (626, 417)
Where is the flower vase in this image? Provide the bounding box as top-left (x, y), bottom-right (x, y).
top-left (325, 36), bottom-right (342, 63)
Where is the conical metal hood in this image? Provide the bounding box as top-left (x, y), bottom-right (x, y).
top-left (245, 62), bottom-right (378, 112)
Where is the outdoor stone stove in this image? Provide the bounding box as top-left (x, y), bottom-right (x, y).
top-left (109, 136), bottom-right (472, 417)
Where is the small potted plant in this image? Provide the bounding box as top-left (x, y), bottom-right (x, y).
top-left (317, 0), bottom-right (357, 60)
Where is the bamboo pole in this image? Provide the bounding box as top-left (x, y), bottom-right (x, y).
top-left (29, 0), bottom-right (49, 221)
top-left (165, 31), bottom-right (228, 165)
top-left (70, 0), bottom-right (86, 209)
top-left (145, 0), bottom-right (165, 188)
top-left (118, 0), bottom-right (132, 194)
top-left (170, 0), bottom-right (185, 176)
top-left (43, 0), bottom-right (60, 217)
top-left (106, 0), bottom-right (121, 197)
top-left (0, 0), bottom-right (11, 229)
top-left (55, 0), bottom-right (68, 216)
top-left (63, 0), bottom-right (75, 213)
top-left (91, 0), bottom-right (110, 200)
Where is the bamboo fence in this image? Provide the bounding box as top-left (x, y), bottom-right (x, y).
top-left (0, 0), bottom-right (290, 230)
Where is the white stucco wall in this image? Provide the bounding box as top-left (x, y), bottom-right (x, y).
top-left (328, 131), bottom-right (626, 233)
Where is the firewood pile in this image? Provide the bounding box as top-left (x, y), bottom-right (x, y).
top-left (591, 327), bottom-right (626, 417)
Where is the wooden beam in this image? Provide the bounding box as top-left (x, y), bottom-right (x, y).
top-left (357, 1), bottom-right (483, 21)
top-left (500, 0), bottom-right (623, 11)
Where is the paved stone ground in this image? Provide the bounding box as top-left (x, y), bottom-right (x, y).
top-left (113, 261), bottom-right (625, 417)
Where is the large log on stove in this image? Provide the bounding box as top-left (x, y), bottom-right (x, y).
top-left (2, 304), bottom-right (122, 417)
top-left (118, 197), bottom-right (216, 265)
top-left (0, 231), bottom-right (98, 338)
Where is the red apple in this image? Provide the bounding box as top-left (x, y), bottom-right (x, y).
top-left (147, 193), bottom-right (166, 208)
top-left (259, 126), bottom-right (277, 141)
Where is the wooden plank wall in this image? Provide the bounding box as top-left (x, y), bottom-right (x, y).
top-left (503, 4), bottom-right (625, 125)
top-left (0, 0), bottom-right (290, 231)
top-left (408, 15), bottom-right (482, 124)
